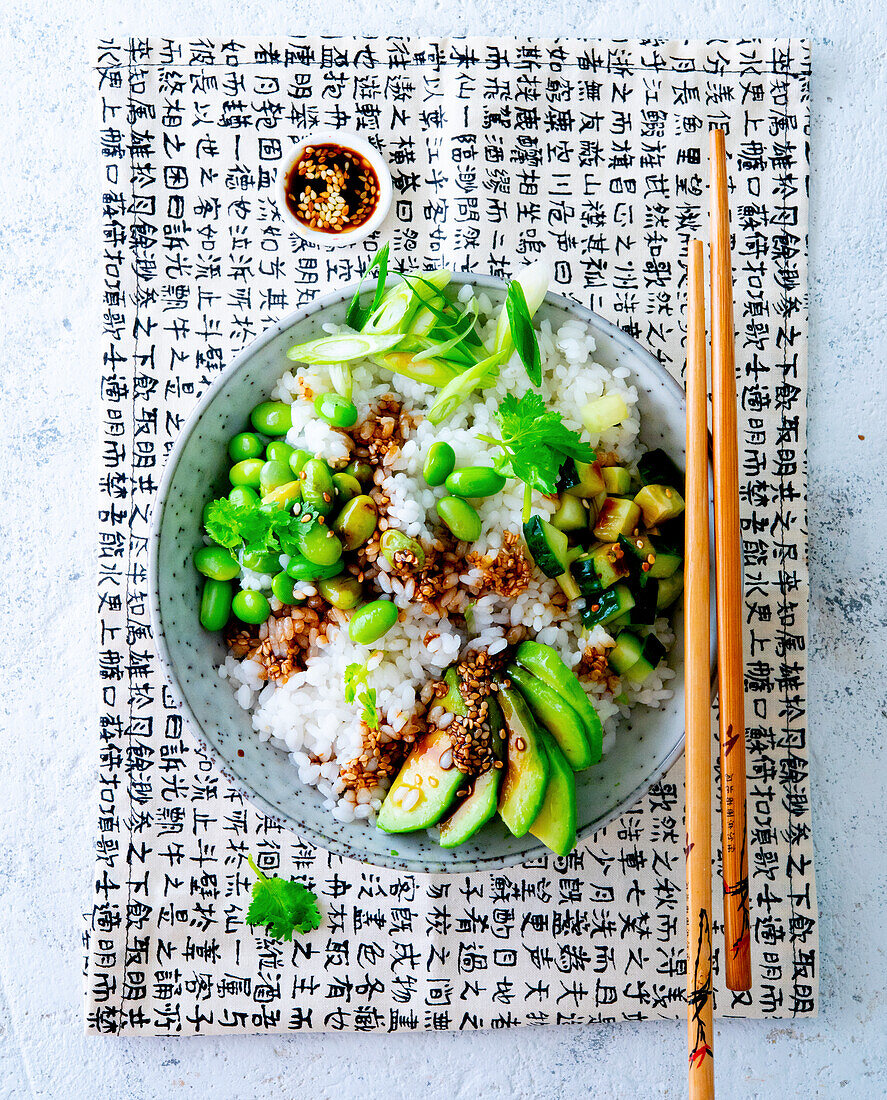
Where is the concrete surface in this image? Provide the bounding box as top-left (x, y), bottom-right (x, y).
top-left (0, 3), bottom-right (885, 1099)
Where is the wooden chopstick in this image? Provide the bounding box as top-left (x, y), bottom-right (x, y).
top-left (685, 239), bottom-right (715, 1099)
top-left (709, 128), bottom-right (752, 991)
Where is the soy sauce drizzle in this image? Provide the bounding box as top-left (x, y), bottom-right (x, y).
top-left (284, 143), bottom-right (380, 234)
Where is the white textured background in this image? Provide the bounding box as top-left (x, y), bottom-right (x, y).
top-left (0, 5), bottom-right (885, 1099)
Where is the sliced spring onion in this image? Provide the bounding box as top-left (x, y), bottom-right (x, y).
top-left (371, 351), bottom-right (460, 388)
top-left (504, 282), bottom-right (542, 386)
top-left (327, 362), bottom-right (353, 401)
top-left (365, 269), bottom-right (452, 336)
top-left (345, 244), bottom-right (389, 331)
top-left (493, 260), bottom-right (550, 353)
top-left (425, 350), bottom-right (508, 426)
top-left (581, 393), bottom-right (629, 434)
top-left (286, 333), bottom-right (403, 365)
top-left (411, 300), bottom-right (479, 362)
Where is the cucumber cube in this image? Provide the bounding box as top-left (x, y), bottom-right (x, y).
top-left (593, 497), bottom-right (642, 542)
top-left (633, 484), bottom-right (685, 527)
top-left (602, 465), bottom-right (632, 495)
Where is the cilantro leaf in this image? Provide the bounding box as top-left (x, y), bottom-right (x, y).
top-left (204, 498), bottom-right (251, 549)
top-left (505, 281), bottom-right (542, 386)
top-left (346, 243), bottom-right (390, 331)
top-left (245, 854), bottom-right (321, 942)
top-left (343, 661), bottom-right (368, 704)
top-left (344, 662), bottom-right (381, 729)
top-left (493, 392), bottom-right (595, 494)
top-left (359, 686), bottom-right (380, 730)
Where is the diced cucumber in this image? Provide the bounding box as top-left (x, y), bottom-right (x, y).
top-left (634, 484), bottom-right (685, 527)
top-left (625, 656), bottom-right (656, 684)
top-left (556, 569), bottom-right (581, 601)
top-left (587, 490), bottom-right (608, 525)
top-left (580, 583), bottom-right (635, 628)
top-left (584, 543), bottom-right (628, 590)
top-left (628, 581), bottom-right (658, 626)
top-left (607, 612), bottom-right (632, 630)
top-left (564, 460), bottom-right (606, 499)
top-left (656, 570), bottom-right (684, 610)
top-left (602, 465), bottom-right (632, 495)
top-left (642, 634), bottom-right (667, 668)
top-left (523, 516), bottom-right (570, 578)
top-left (638, 448), bottom-right (685, 491)
top-left (556, 458), bottom-right (581, 493)
top-left (593, 497), bottom-right (642, 542)
top-left (608, 631), bottom-right (644, 676)
top-left (528, 732), bottom-right (577, 857)
top-left (581, 393), bottom-right (629, 434)
top-left (649, 549), bottom-right (682, 579)
top-left (550, 494), bottom-right (587, 533)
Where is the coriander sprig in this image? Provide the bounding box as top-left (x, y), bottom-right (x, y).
top-left (245, 855), bottom-right (322, 942)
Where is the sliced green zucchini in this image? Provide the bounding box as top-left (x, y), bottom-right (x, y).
top-left (528, 732), bottom-right (578, 857)
top-left (593, 497), bottom-right (642, 542)
top-left (507, 664), bottom-right (592, 771)
top-left (580, 583), bottom-right (635, 628)
top-left (523, 516), bottom-right (570, 578)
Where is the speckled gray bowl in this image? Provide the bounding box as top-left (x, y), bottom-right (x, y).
top-left (150, 274), bottom-right (714, 874)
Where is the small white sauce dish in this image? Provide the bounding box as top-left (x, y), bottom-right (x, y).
top-left (275, 129), bottom-right (393, 248)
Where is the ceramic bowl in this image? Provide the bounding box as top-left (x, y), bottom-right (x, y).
top-left (149, 274), bottom-right (713, 873)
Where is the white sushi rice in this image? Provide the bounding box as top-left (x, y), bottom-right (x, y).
top-left (222, 306), bottom-right (675, 824)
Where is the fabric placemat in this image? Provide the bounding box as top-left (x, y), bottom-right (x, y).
top-left (87, 36), bottom-right (815, 1034)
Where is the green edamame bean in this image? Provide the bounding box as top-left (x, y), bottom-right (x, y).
top-left (250, 400), bottom-right (292, 436)
top-left (289, 448), bottom-right (311, 477)
top-left (228, 432), bottom-right (264, 463)
top-left (314, 391), bottom-right (358, 428)
top-left (332, 494), bottom-right (378, 551)
top-left (346, 460), bottom-right (374, 487)
top-left (300, 458), bottom-right (336, 516)
top-left (285, 555), bottom-right (344, 581)
top-left (230, 458), bottom-right (264, 488)
top-left (200, 578), bottom-right (232, 631)
top-left (379, 529), bottom-right (426, 569)
top-left (445, 465), bottom-right (506, 498)
top-left (266, 440), bottom-right (296, 466)
top-left (271, 571), bottom-right (300, 604)
top-left (332, 471), bottom-right (362, 504)
top-left (436, 496), bottom-right (482, 542)
top-left (318, 575), bottom-right (362, 610)
top-left (241, 549), bottom-right (281, 574)
top-left (232, 589), bottom-right (271, 625)
top-left (298, 521), bottom-right (344, 567)
top-left (228, 485), bottom-right (259, 509)
top-left (260, 460), bottom-right (293, 495)
top-left (423, 441), bottom-right (456, 487)
top-left (349, 599), bottom-right (399, 645)
top-left (194, 546), bottom-right (240, 581)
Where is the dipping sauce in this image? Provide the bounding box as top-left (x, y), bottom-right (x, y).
top-left (283, 143), bottom-right (380, 234)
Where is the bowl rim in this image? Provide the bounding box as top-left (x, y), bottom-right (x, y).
top-left (149, 273), bottom-right (711, 874)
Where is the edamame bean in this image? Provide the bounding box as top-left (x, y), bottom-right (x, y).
top-left (314, 391), bottom-right (358, 428)
top-left (332, 471), bottom-right (362, 504)
top-left (261, 479), bottom-right (301, 510)
top-left (228, 485), bottom-right (259, 509)
top-left (346, 460), bottom-right (374, 486)
top-left (436, 496), bottom-right (482, 542)
top-left (271, 571), bottom-right (299, 604)
top-left (260, 460), bottom-right (293, 495)
top-left (230, 458), bottom-right (264, 488)
top-left (298, 521), bottom-right (344, 567)
top-left (423, 441), bottom-right (455, 487)
top-left (194, 546), bottom-right (240, 581)
top-left (380, 529), bottom-right (426, 569)
top-left (318, 575), bottom-right (362, 610)
top-left (288, 448), bottom-right (311, 477)
top-left (241, 549), bottom-right (280, 574)
top-left (445, 465), bottom-right (506, 498)
top-left (285, 555), bottom-right (344, 581)
top-left (228, 432), bottom-right (264, 463)
top-left (232, 589), bottom-right (271, 625)
top-left (266, 440), bottom-right (295, 466)
top-left (250, 401), bottom-right (292, 436)
top-left (332, 494), bottom-right (378, 550)
top-left (348, 599), bottom-right (399, 645)
top-left (200, 578), bottom-right (232, 631)
top-left (300, 458), bottom-right (336, 516)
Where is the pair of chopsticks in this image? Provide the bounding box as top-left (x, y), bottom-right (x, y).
top-left (685, 129), bottom-right (752, 1100)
